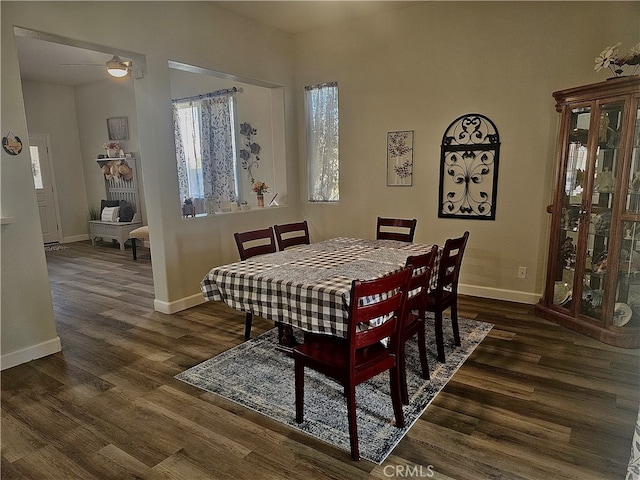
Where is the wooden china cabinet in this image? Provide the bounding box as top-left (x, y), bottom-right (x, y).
top-left (536, 76), bottom-right (640, 348)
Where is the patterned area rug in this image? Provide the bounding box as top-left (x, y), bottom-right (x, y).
top-left (628, 408), bottom-right (640, 480)
top-left (44, 244), bottom-right (68, 252)
top-left (176, 315), bottom-right (493, 464)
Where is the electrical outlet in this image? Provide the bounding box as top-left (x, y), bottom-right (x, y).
top-left (518, 266), bottom-right (527, 279)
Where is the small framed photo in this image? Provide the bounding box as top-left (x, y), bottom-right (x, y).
top-left (387, 130), bottom-right (414, 186)
top-left (107, 117), bottom-right (129, 141)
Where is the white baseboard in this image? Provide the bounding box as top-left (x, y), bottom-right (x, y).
top-left (460, 283), bottom-right (541, 305)
top-left (63, 234), bottom-right (90, 243)
top-left (154, 293), bottom-right (206, 314)
top-left (154, 284), bottom-right (540, 316)
top-left (1, 336), bottom-right (61, 370)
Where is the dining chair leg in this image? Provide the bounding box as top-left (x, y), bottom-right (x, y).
top-left (276, 322), bottom-right (298, 347)
top-left (345, 384), bottom-right (360, 461)
top-left (295, 361), bottom-right (305, 424)
top-left (417, 324), bottom-right (431, 380)
top-left (389, 366), bottom-right (406, 429)
top-left (398, 342), bottom-right (409, 405)
top-left (451, 303), bottom-right (461, 347)
top-left (244, 313), bottom-right (253, 341)
top-left (435, 310), bottom-right (446, 363)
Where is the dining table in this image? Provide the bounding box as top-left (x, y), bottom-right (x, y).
top-left (201, 237), bottom-right (441, 343)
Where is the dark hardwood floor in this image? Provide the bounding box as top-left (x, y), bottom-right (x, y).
top-left (2, 240), bottom-right (639, 479)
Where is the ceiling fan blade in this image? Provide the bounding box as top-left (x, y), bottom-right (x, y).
top-left (60, 63), bottom-right (105, 67)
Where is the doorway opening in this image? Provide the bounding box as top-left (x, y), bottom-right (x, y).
top-left (13, 27), bottom-right (154, 322)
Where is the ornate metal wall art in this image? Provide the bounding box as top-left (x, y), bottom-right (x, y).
top-left (438, 113), bottom-right (500, 220)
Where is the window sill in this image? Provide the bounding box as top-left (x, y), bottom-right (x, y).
top-left (183, 204), bottom-right (286, 218)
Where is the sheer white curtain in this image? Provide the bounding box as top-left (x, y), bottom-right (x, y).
top-left (174, 102), bottom-right (203, 203)
top-left (173, 91), bottom-right (238, 213)
top-left (305, 82), bottom-right (339, 202)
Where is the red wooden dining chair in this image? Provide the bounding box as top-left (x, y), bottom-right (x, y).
top-left (233, 227), bottom-right (278, 340)
top-left (426, 231), bottom-right (469, 363)
top-left (293, 266), bottom-right (412, 461)
top-left (400, 245), bottom-right (438, 404)
top-left (234, 227), bottom-right (277, 261)
top-left (274, 220), bottom-right (310, 251)
top-left (376, 217), bottom-right (417, 243)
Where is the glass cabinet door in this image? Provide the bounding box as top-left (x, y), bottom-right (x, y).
top-left (552, 101), bottom-right (627, 323)
top-left (617, 102), bottom-right (640, 329)
top-left (582, 101), bottom-right (625, 320)
top-left (552, 107), bottom-right (590, 309)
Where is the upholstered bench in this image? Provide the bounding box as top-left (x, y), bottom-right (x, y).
top-left (129, 226), bottom-right (149, 261)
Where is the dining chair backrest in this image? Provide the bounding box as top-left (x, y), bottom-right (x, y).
top-left (404, 245), bottom-right (439, 315)
top-left (274, 221), bottom-right (310, 251)
top-left (346, 266), bottom-right (413, 353)
top-left (376, 217), bottom-right (417, 243)
top-left (435, 231), bottom-right (469, 298)
top-left (234, 227), bottom-right (277, 261)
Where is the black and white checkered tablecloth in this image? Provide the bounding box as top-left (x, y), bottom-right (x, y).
top-left (201, 237), bottom-right (440, 338)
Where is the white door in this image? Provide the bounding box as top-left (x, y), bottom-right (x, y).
top-left (29, 134), bottom-right (61, 244)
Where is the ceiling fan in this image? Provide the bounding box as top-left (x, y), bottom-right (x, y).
top-left (61, 55), bottom-right (132, 78)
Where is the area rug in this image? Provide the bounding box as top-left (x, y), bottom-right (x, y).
top-left (176, 315), bottom-right (493, 464)
top-left (44, 244), bottom-right (68, 252)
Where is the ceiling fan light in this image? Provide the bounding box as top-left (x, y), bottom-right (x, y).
top-left (107, 67), bottom-right (128, 78)
top-left (106, 55), bottom-right (129, 78)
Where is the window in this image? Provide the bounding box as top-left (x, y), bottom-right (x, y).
top-left (30, 145), bottom-right (43, 189)
top-left (173, 90), bottom-right (239, 215)
top-left (305, 82), bottom-right (339, 202)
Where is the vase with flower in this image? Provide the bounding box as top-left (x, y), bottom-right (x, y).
top-left (103, 142), bottom-right (121, 158)
top-left (252, 181), bottom-right (269, 207)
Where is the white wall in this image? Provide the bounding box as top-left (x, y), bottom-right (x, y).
top-left (22, 76), bottom-right (148, 245)
top-left (21, 80), bottom-right (89, 241)
top-left (74, 77), bottom-right (146, 224)
top-left (295, 1), bottom-right (640, 303)
top-left (1, 29), bottom-right (60, 368)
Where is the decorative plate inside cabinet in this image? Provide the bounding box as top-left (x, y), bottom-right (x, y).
top-left (613, 303), bottom-right (632, 327)
top-left (553, 282), bottom-right (571, 306)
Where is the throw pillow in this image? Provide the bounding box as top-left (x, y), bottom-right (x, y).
top-left (119, 201), bottom-right (135, 222)
top-left (100, 199), bottom-right (121, 214)
top-left (101, 206), bottom-right (120, 222)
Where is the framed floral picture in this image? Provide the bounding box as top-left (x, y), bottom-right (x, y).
top-left (107, 117), bottom-right (129, 141)
top-left (387, 130), bottom-right (413, 186)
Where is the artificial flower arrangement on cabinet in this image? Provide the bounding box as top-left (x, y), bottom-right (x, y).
top-left (594, 42), bottom-right (640, 77)
top-left (102, 142), bottom-right (122, 158)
